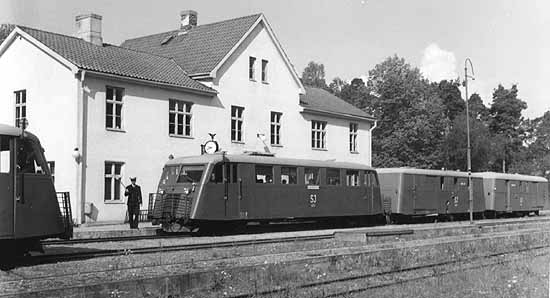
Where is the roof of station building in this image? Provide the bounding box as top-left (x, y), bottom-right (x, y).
top-left (299, 87), bottom-right (375, 121)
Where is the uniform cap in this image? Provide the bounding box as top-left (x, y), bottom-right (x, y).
top-left (130, 177), bottom-right (137, 181)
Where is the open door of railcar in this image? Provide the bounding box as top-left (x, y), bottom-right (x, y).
top-left (0, 135), bottom-right (15, 238)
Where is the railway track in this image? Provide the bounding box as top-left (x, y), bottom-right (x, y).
top-left (42, 233), bottom-right (185, 245)
top-left (25, 233), bottom-right (335, 265)
top-left (230, 244), bottom-right (550, 298)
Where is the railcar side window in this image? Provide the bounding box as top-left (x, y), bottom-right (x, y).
top-left (210, 163), bottom-right (224, 183)
top-left (255, 165), bottom-right (273, 183)
top-left (305, 167), bottom-right (320, 185)
top-left (178, 165), bottom-right (204, 183)
top-left (281, 166), bottom-right (297, 184)
top-left (0, 137), bottom-right (10, 173)
top-left (366, 172), bottom-right (378, 187)
top-left (346, 170), bottom-right (360, 186)
top-left (326, 168), bottom-right (340, 185)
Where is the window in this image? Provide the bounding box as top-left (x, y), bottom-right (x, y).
top-left (14, 90), bottom-right (26, 128)
top-left (326, 168), bottom-right (341, 185)
top-left (270, 112), bottom-right (282, 145)
top-left (178, 165), bottom-right (204, 183)
top-left (261, 59), bottom-right (268, 82)
top-left (48, 161), bottom-right (55, 183)
top-left (311, 121), bottom-right (327, 149)
top-left (281, 166), bottom-right (297, 184)
top-left (231, 106), bottom-right (244, 142)
top-left (349, 123), bottom-right (358, 152)
top-left (346, 170), bottom-right (360, 186)
top-left (0, 136), bottom-right (10, 173)
top-left (365, 171), bottom-right (379, 187)
top-left (305, 167), bottom-right (320, 185)
top-left (106, 86), bottom-right (124, 130)
top-left (104, 162), bottom-right (123, 201)
top-left (210, 163), bottom-right (224, 183)
top-left (249, 56), bottom-right (256, 80)
top-left (169, 100), bottom-right (192, 137)
top-left (255, 165), bottom-right (273, 183)
top-left (160, 165), bottom-right (181, 186)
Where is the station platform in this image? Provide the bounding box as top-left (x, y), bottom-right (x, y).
top-left (73, 222), bottom-right (161, 239)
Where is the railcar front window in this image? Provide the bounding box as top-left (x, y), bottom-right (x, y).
top-left (160, 165), bottom-right (181, 185)
top-left (305, 167), bottom-right (320, 185)
top-left (178, 165), bottom-right (204, 183)
top-left (210, 163), bottom-right (223, 183)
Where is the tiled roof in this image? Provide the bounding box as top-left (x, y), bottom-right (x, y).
top-left (121, 14), bottom-right (262, 75)
top-left (300, 86), bottom-right (375, 121)
top-left (17, 26), bottom-right (216, 94)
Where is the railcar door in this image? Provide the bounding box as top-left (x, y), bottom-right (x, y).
top-left (505, 180), bottom-right (512, 212)
top-left (0, 135), bottom-right (14, 238)
top-left (237, 163), bottom-right (253, 220)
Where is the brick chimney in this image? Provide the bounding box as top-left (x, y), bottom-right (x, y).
top-left (180, 10), bottom-right (197, 30)
top-left (75, 13), bottom-right (103, 46)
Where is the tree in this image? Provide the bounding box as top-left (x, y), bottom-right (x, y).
top-left (338, 78), bottom-right (375, 112)
top-left (467, 93), bottom-right (489, 121)
top-left (365, 55), bottom-right (448, 168)
top-left (488, 84), bottom-right (527, 172)
top-left (301, 61), bottom-right (327, 89)
top-left (328, 77), bottom-right (346, 96)
top-left (434, 79), bottom-right (464, 121)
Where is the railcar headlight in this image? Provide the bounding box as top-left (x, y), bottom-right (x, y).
top-left (159, 189), bottom-right (165, 195)
top-left (183, 188), bottom-right (190, 195)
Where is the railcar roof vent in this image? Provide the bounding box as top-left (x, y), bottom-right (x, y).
top-left (243, 151), bottom-right (275, 157)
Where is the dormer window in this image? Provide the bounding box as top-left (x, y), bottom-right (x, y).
top-left (249, 56), bottom-right (256, 81)
top-left (261, 59), bottom-right (268, 83)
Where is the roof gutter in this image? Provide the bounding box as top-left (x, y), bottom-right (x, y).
top-left (85, 70), bottom-right (218, 97)
top-left (300, 107), bottom-right (376, 123)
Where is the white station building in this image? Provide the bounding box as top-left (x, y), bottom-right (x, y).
top-left (0, 11), bottom-right (376, 223)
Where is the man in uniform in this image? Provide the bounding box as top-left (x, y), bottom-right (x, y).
top-left (124, 177), bottom-right (142, 229)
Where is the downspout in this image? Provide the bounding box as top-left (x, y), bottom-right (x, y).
top-left (368, 120), bottom-right (377, 167)
top-left (76, 70), bottom-right (88, 224)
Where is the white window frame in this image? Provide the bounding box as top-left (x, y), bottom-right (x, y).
top-left (47, 161), bottom-right (55, 183)
top-left (14, 90), bottom-right (26, 128)
top-left (349, 123), bottom-right (358, 152)
top-left (169, 99), bottom-right (193, 137)
top-left (231, 106), bottom-right (244, 142)
top-left (249, 56), bottom-right (256, 81)
top-left (104, 161), bottom-right (124, 201)
top-left (106, 86), bottom-right (124, 131)
top-left (270, 111), bottom-right (282, 146)
top-left (261, 59), bottom-right (268, 83)
top-left (311, 120), bottom-right (327, 149)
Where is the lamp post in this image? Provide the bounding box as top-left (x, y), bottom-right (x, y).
top-left (464, 58), bottom-right (475, 224)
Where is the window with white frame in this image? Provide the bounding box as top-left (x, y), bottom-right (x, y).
top-left (106, 86), bottom-right (124, 130)
top-left (311, 120), bottom-right (327, 149)
top-left (14, 90), bottom-right (26, 128)
top-left (47, 161), bottom-right (55, 183)
top-left (249, 56), bottom-right (256, 80)
top-left (231, 106), bottom-right (244, 142)
top-left (104, 162), bottom-right (123, 201)
top-left (270, 111), bottom-right (282, 145)
top-left (169, 100), bottom-right (192, 137)
top-left (349, 123), bottom-right (358, 152)
top-left (261, 59), bottom-right (268, 82)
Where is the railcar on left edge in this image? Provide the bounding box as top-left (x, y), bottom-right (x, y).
top-left (151, 153), bottom-right (384, 233)
top-left (0, 124), bottom-right (72, 260)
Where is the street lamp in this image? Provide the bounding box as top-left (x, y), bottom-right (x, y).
top-left (464, 58), bottom-right (475, 224)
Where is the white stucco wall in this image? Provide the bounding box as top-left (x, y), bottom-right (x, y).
top-left (213, 22), bottom-right (373, 165)
top-left (0, 36), bottom-right (79, 221)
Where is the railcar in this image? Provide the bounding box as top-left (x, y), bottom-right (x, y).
top-left (377, 168), bottom-right (485, 222)
top-left (0, 124), bottom-right (72, 259)
top-left (473, 172), bottom-right (549, 218)
top-left (152, 153), bottom-right (384, 232)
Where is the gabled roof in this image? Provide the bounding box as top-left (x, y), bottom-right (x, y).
top-left (2, 26), bottom-right (216, 95)
top-left (121, 14), bottom-right (262, 76)
top-left (299, 86), bottom-right (375, 122)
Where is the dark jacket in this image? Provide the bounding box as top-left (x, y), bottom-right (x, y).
top-left (125, 184), bottom-right (142, 206)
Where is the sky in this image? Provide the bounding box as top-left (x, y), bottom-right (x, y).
top-left (1, 0), bottom-right (548, 118)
